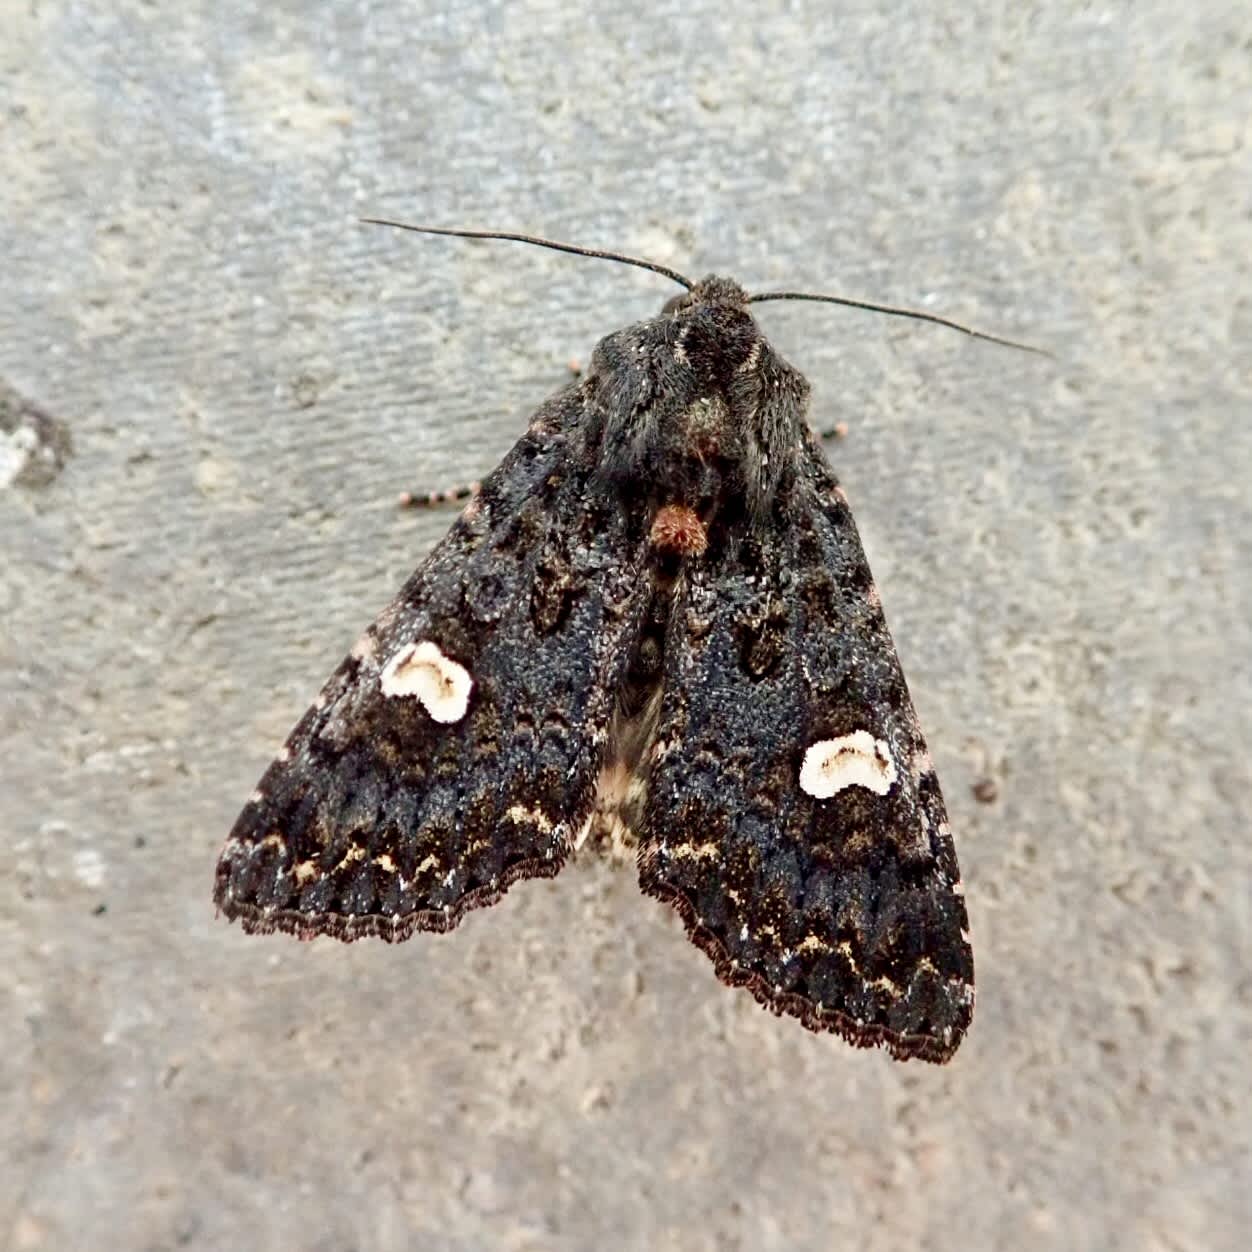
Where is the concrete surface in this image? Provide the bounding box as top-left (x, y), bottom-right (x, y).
top-left (2, 2), bottom-right (1249, 1249)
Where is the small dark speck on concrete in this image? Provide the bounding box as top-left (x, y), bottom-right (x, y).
top-left (972, 778), bottom-right (999, 804)
top-left (291, 373), bottom-right (324, 409)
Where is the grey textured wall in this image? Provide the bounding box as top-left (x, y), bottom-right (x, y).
top-left (3, 3), bottom-right (1249, 1250)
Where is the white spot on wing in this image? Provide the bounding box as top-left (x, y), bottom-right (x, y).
top-left (800, 731), bottom-right (898, 799)
top-left (294, 859), bottom-right (319, 885)
top-left (333, 844), bottom-right (366, 873)
top-left (380, 640), bottom-right (472, 723)
top-left (506, 804), bottom-right (553, 834)
top-left (665, 840), bottom-right (720, 862)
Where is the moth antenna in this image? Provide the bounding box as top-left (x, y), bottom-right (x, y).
top-left (748, 290), bottom-right (1050, 357)
top-left (361, 219), bottom-right (694, 291)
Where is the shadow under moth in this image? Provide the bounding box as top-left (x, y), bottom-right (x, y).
top-left (214, 224), bottom-right (1037, 1062)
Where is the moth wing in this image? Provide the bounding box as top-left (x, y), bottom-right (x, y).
top-left (216, 389), bottom-right (651, 940)
top-left (638, 445), bottom-right (974, 1061)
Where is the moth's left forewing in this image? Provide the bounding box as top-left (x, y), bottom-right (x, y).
top-left (639, 444), bottom-right (974, 1063)
top-left (215, 385), bottom-right (653, 941)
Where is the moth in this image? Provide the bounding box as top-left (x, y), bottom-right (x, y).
top-left (215, 224), bottom-right (1036, 1062)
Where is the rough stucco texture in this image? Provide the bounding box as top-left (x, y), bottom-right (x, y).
top-left (2, 3), bottom-right (1249, 1250)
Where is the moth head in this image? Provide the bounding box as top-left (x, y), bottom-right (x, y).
top-left (658, 276), bottom-right (764, 384)
top-left (660, 275), bottom-right (750, 317)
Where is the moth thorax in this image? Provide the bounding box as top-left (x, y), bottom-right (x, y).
top-left (641, 393), bottom-right (734, 503)
top-left (677, 391), bottom-right (732, 454)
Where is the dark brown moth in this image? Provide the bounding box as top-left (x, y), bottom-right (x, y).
top-left (213, 225), bottom-right (1037, 1062)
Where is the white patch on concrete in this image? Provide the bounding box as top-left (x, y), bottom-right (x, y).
top-left (799, 731), bottom-right (898, 799)
top-left (73, 848), bottom-right (106, 889)
top-left (0, 423), bottom-right (39, 489)
top-left (380, 640), bottom-right (472, 723)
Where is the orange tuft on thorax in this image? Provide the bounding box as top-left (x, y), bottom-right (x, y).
top-left (650, 504), bottom-right (708, 556)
